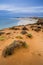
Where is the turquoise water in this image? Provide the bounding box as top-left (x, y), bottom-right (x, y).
top-left (0, 18), bottom-right (38, 30)
top-left (0, 18), bottom-right (19, 30)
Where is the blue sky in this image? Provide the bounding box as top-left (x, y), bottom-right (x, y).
top-left (0, 0), bottom-right (43, 17)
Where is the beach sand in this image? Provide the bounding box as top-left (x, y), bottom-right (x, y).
top-left (0, 23), bottom-right (43, 65)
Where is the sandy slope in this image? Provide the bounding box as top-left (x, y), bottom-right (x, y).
top-left (0, 25), bottom-right (43, 65)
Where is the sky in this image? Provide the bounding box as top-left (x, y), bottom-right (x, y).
top-left (0, 0), bottom-right (43, 17)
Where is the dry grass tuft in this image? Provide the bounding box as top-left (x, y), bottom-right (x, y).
top-left (0, 36), bottom-right (5, 41)
top-left (27, 34), bottom-right (32, 38)
top-left (16, 36), bottom-right (23, 39)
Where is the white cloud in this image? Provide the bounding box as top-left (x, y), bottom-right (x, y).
top-left (0, 4), bottom-right (43, 13)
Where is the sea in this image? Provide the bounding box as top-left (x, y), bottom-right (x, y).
top-left (0, 18), bottom-right (38, 30)
top-left (0, 18), bottom-right (19, 30)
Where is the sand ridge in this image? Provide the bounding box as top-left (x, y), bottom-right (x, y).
top-left (0, 24), bottom-right (43, 65)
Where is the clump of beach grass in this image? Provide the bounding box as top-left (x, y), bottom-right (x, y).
top-left (0, 32), bottom-right (5, 36)
top-left (0, 36), bottom-right (5, 41)
top-left (16, 36), bottom-right (23, 39)
top-left (2, 40), bottom-right (28, 57)
top-left (27, 34), bottom-right (32, 38)
top-left (22, 42), bottom-right (28, 48)
top-left (9, 27), bottom-right (20, 30)
top-left (21, 30), bottom-right (27, 35)
top-left (22, 26), bottom-right (28, 30)
top-left (34, 28), bottom-right (41, 32)
top-left (6, 32), bottom-right (11, 35)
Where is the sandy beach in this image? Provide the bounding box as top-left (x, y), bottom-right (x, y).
top-left (0, 18), bottom-right (43, 65)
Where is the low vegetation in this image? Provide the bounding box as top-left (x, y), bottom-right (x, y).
top-left (30, 25), bottom-right (34, 28)
top-left (34, 28), bottom-right (41, 32)
top-left (16, 36), bottom-right (23, 39)
top-left (38, 53), bottom-right (41, 56)
top-left (42, 29), bottom-right (43, 32)
top-left (27, 34), bottom-right (32, 38)
top-left (22, 26), bottom-right (28, 30)
top-left (37, 26), bottom-right (41, 29)
top-left (21, 30), bottom-right (27, 35)
top-left (37, 19), bottom-right (43, 25)
top-left (10, 27), bottom-right (20, 30)
top-left (31, 26), bottom-right (41, 32)
top-left (6, 32), bottom-right (11, 35)
top-left (22, 42), bottom-right (28, 48)
top-left (30, 24), bottom-right (42, 32)
top-left (2, 40), bottom-right (28, 57)
top-left (0, 32), bottom-right (5, 36)
top-left (0, 36), bottom-right (5, 41)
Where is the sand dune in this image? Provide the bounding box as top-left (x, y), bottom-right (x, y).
top-left (0, 21), bottom-right (43, 65)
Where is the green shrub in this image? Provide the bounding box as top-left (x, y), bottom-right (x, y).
top-left (21, 30), bottom-right (27, 35)
top-left (0, 32), bottom-right (5, 36)
top-left (10, 27), bottom-right (20, 30)
top-left (6, 32), bottom-right (11, 35)
top-left (27, 34), bottom-right (32, 38)
top-left (34, 28), bottom-right (41, 32)
top-left (22, 42), bottom-right (28, 48)
top-left (22, 26), bottom-right (28, 30)
top-left (2, 47), bottom-right (14, 57)
top-left (16, 36), bottom-right (23, 39)
top-left (2, 40), bottom-right (28, 57)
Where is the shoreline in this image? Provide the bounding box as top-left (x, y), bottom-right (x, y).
top-left (0, 17), bottom-right (39, 30)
